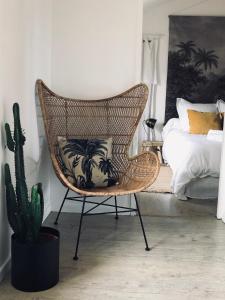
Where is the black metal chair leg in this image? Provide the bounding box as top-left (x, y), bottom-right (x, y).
top-left (73, 196), bottom-right (86, 260)
top-left (54, 188), bottom-right (69, 225)
top-left (115, 196), bottom-right (119, 220)
top-left (134, 193), bottom-right (150, 251)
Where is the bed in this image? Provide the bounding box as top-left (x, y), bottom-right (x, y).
top-left (162, 118), bottom-right (222, 200)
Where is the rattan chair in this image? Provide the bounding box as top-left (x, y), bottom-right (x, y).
top-left (36, 79), bottom-right (160, 260)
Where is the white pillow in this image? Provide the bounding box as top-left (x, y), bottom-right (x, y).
top-left (176, 98), bottom-right (217, 131)
top-left (162, 118), bottom-right (181, 140)
top-left (217, 99), bottom-right (225, 113)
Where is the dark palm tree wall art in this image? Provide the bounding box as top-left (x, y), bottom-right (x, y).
top-left (165, 16), bottom-right (225, 123)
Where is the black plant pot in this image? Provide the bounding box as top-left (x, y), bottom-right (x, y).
top-left (11, 226), bottom-right (59, 292)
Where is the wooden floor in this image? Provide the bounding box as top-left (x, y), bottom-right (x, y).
top-left (1, 211), bottom-right (225, 299)
top-left (139, 192), bottom-right (217, 217)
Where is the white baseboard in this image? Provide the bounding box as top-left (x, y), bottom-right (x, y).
top-left (0, 256), bottom-right (11, 283)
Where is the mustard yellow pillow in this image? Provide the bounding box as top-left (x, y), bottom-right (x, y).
top-left (187, 109), bottom-right (222, 134)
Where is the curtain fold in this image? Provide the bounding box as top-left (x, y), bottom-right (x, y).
top-left (137, 37), bottom-right (159, 147)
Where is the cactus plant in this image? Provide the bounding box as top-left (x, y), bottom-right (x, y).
top-left (4, 103), bottom-right (44, 242)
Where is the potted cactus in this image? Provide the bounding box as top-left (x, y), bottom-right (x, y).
top-left (4, 103), bottom-right (59, 292)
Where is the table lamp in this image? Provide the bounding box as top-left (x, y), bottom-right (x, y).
top-left (144, 118), bottom-right (157, 141)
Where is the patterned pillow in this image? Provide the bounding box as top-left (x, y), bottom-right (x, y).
top-left (58, 137), bottom-right (118, 189)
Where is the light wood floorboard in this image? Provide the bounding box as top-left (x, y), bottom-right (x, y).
top-left (1, 212), bottom-right (225, 299)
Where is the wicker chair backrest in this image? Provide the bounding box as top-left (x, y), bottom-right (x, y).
top-left (36, 80), bottom-right (148, 177)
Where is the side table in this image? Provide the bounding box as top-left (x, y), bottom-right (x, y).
top-left (141, 140), bottom-right (165, 165)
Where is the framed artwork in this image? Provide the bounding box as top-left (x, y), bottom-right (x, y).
top-left (165, 16), bottom-right (225, 122)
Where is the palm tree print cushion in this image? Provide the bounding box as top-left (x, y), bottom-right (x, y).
top-left (58, 137), bottom-right (118, 189)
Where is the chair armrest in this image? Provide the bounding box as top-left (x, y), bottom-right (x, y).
top-left (121, 152), bottom-right (160, 191)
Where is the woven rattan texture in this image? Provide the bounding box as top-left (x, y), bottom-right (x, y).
top-left (36, 80), bottom-right (160, 196)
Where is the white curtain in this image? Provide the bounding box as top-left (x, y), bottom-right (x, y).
top-left (138, 37), bottom-right (159, 145)
top-left (217, 118), bottom-right (225, 222)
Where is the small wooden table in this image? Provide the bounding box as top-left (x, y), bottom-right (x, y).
top-left (141, 140), bottom-right (164, 165)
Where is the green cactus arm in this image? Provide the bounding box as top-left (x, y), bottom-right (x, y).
top-left (37, 183), bottom-right (44, 221)
top-left (4, 163), bottom-right (13, 186)
top-left (5, 164), bottom-right (17, 216)
top-left (5, 164), bottom-right (18, 232)
top-left (30, 184), bottom-right (43, 241)
top-left (13, 103), bottom-right (26, 145)
top-left (5, 123), bottom-right (15, 152)
top-left (4, 164), bottom-right (26, 240)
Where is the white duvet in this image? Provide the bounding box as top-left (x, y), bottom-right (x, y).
top-left (162, 118), bottom-right (222, 198)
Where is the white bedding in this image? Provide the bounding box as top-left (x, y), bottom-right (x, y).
top-left (162, 118), bottom-right (222, 198)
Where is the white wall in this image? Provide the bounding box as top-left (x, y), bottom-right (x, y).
top-left (0, 0), bottom-right (144, 281)
top-left (52, 0), bottom-right (143, 99)
top-left (0, 0), bottom-right (52, 281)
top-left (0, 1), bottom-right (9, 281)
top-left (143, 0), bottom-right (225, 137)
top-left (50, 0), bottom-right (143, 212)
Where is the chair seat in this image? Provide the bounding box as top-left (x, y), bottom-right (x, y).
top-left (76, 182), bottom-right (148, 197)
top-left (52, 150), bottom-right (160, 197)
